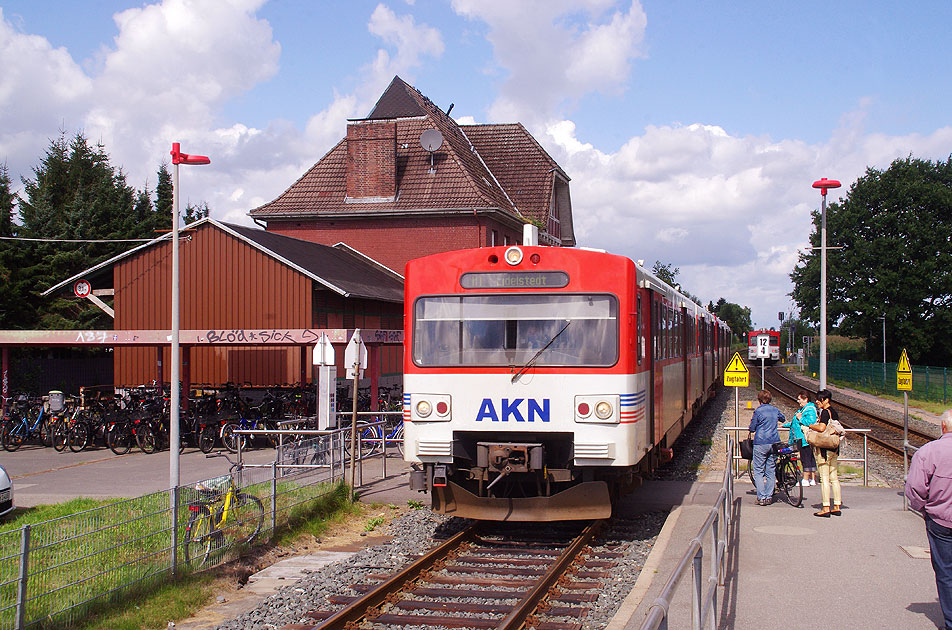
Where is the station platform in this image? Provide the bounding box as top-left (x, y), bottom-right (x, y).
top-left (611, 479), bottom-right (943, 630)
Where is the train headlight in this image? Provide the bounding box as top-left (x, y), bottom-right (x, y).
top-left (504, 246), bottom-right (523, 266)
top-left (574, 395), bottom-right (619, 424)
top-left (410, 394), bottom-right (452, 422)
top-left (595, 401), bottom-right (613, 419)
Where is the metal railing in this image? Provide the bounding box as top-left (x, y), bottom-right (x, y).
top-left (0, 425), bottom-right (398, 630)
top-left (724, 426), bottom-right (871, 486)
top-left (641, 438), bottom-right (735, 630)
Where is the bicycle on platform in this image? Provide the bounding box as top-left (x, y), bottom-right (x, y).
top-left (748, 442), bottom-right (803, 507)
top-left (183, 452), bottom-right (265, 567)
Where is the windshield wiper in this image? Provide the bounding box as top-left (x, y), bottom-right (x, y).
top-left (511, 321), bottom-right (571, 383)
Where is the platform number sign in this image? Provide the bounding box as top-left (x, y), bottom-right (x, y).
top-left (756, 335), bottom-right (770, 359)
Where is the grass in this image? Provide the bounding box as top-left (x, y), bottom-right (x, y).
top-left (0, 497), bottom-right (123, 533)
top-left (821, 376), bottom-right (948, 415)
top-left (0, 472), bottom-right (357, 629)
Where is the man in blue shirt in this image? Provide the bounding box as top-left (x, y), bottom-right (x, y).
top-left (748, 389), bottom-right (784, 505)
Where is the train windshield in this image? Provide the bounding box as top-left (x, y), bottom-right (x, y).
top-left (413, 294), bottom-right (618, 367)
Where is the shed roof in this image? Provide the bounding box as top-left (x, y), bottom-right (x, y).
top-left (42, 218), bottom-right (404, 303)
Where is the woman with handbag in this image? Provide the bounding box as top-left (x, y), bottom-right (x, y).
top-left (786, 391), bottom-right (819, 487)
top-left (811, 389), bottom-right (845, 517)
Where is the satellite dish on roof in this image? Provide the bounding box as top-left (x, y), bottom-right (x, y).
top-left (420, 129), bottom-right (443, 174)
top-left (420, 129), bottom-right (443, 152)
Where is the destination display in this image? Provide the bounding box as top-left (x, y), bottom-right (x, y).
top-left (460, 271), bottom-right (569, 289)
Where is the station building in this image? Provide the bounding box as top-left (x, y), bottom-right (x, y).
top-left (26, 76), bottom-right (575, 392)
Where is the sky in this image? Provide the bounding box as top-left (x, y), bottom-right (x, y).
top-left (2, 0), bottom-right (952, 330)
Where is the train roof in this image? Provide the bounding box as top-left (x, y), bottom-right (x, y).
top-left (406, 246), bottom-right (729, 330)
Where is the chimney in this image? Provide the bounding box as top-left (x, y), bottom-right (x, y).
top-left (345, 120), bottom-right (396, 201)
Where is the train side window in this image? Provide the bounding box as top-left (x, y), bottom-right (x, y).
top-left (663, 305), bottom-right (669, 360)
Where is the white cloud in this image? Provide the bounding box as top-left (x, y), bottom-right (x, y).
top-left (0, 1), bottom-right (445, 229)
top-left (540, 107), bottom-right (952, 326)
top-left (367, 3), bottom-right (444, 87)
top-left (451, 0), bottom-right (646, 127)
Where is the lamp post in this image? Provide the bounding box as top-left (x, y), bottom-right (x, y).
top-left (812, 177), bottom-right (841, 391)
top-left (169, 143), bottom-right (209, 491)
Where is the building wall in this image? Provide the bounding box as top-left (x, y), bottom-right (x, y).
top-left (268, 215), bottom-right (522, 274)
top-left (113, 224), bottom-right (310, 386)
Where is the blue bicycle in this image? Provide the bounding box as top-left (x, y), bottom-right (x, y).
top-left (2, 396), bottom-right (52, 451)
top-left (345, 418), bottom-right (404, 457)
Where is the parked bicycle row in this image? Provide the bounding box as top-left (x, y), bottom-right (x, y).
top-left (1, 381), bottom-right (403, 456)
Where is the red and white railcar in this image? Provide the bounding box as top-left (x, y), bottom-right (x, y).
top-left (747, 330), bottom-right (780, 364)
top-left (403, 245), bottom-right (730, 521)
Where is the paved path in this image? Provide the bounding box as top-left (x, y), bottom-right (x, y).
top-left (3, 445), bottom-right (287, 506)
top-left (615, 479), bottom-right (942, 630)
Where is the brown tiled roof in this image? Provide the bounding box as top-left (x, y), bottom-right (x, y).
top-left (462, 123), bottom-right (569, 226)
top-left (250, 77), bottom-right (566, 229)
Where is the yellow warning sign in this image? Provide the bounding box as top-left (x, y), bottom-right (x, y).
top-left (724, 352), bottom-right (749, 387)
top-left (897, 348), bottom-right (912, 391)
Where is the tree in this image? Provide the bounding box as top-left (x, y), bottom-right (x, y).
top-left (183, 201), bottom-right (210, 224)
top-left (652, 261), bottom-right (678, 286)
top-left (16, 133), bottom-right (172, 328)
top-left (0, 164), bottom-right (30, 328)
top-left (790, 156), bottom-right (952, 366)
top-left (651, 260), bottom-right (702, 304)
top-left (712, 297), bottom-right (752, 341)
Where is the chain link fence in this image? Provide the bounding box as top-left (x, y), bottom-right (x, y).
top-left (0, 427), bottom-right (366, 630)
top-left (807, 357), bottom-right (950, 404)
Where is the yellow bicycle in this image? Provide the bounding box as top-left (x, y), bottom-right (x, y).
top-left (183, 452), bottom-right (264, 566)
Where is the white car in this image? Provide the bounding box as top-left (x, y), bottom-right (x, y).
top-left (0, 464), bottom-right (13, 517)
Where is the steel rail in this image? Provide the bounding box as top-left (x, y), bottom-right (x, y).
top-left (314, 523), bottom-right (478, 630)
top-left (497, 519), bottom-right (603, 630)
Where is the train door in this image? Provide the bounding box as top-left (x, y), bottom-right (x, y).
top-left (650, 292), bottom-right (663, 447)
top-left (700, 318), bottom-right (709, 393)
top-left (681, 307), bottom-right (688, 413)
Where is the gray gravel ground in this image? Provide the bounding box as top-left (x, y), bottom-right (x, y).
top-left (216, 509), bottom-right (667, 630)
top-left (216, 379), bottom-right (909, 630)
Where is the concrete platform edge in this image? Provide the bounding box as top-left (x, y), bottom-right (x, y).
top-left (605, 504), bottom-right (682, 630)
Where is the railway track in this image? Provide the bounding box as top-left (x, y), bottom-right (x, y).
top-left (287, 519), bottom-right (610, 630)
top-left (765, 367), bottom-right (934, 457)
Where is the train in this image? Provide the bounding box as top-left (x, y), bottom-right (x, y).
top-left (747, 330), bottom-right (780, 364)
top-left (402, 243), bottom-right (731, 521)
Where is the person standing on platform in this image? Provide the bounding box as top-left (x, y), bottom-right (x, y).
top-left (811, 389), bottom-right (843, 517)
top-left (748, 389), bottom-right (784, 506)
top-left (790, 391), bottom-right (819, 486)
top-left (905, 410), bottom-right (952, 630)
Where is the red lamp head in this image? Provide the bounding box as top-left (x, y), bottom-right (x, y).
top-left (170, 142), bottom-right (210, 165)
top-left (812, 177), bottom-right (841, 197)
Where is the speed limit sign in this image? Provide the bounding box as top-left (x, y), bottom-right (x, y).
top-left (74, 280), bottom-right (92, 298)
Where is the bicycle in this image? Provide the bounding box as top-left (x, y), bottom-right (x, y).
top-left (2, 396), bottom-right (52, 452)
top-left (183, 452), bottom-right (265, 567)
top-left (748, 443), bottom-right (803, 507)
